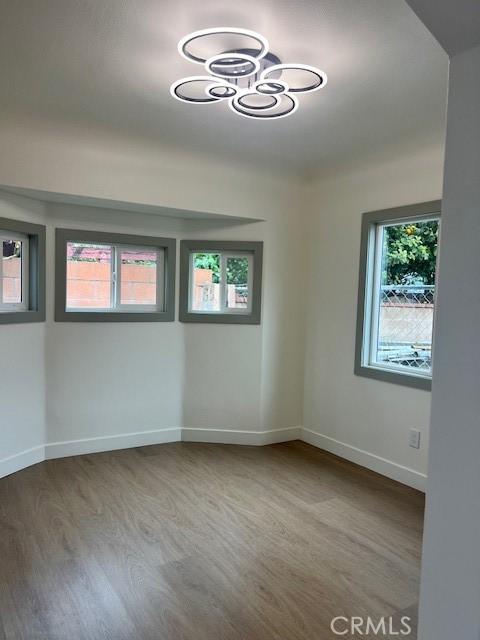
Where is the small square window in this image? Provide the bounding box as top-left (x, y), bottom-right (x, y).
top-left (189, 252), bottom-right (253, 314)
top-left (56, 230), bottom-right (175, 322)
top-left (0, 217), bottom-right (45, 324)
top-left (180, 241), bottom-right (262, 324)
top-left (355, 202), bottom-right (441, 390)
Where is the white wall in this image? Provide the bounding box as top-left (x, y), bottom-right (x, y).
top-left (303, 144), bottom-right (444, 489)
top-left (0, 110), bottom-right (445, 491)
top-left (181, 220), bottom-right (265, 433)
top-left (43, 202), bottom-right (304, 452)
top-left (0, 112), bottom-right (306, 473)
top-left (182, 211), bottom-right (306, 435)
top-left (45, 204), bottom-right (186, 450)
top-left (0, 112), bottom-right (300, 220)
top-left (0, 192), bottom-right (46, 472)
top-left (43, 204), bottom-right (305, 451)
top-left (418, 43), bottom-right (480, 640)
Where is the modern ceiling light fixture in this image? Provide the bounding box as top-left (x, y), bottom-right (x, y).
top-left (170, 27), bottom-right (327, 120)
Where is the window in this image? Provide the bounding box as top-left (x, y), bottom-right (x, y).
top-left (55, 229), bottom-right (175, 322)
top-left (190, 252), bottom-right (252, 314)
top-left (355, 201), bottom-right (441, 390)
top-left (65, 242), bottom-right (162, 311)
top-left (1, 233), bottom-right (28, 311)
top-left (179, 240), bottom-right (263, 324)
top-left (0, 217), bottom-right (46, 324)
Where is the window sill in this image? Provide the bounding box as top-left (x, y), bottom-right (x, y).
top-left (354, 362), bottom-right (432, 391)
top-left (0, 309), bottom-right (45, 324)
top-left (55, 310), bottom-right (174, 322)
top-left (179, 310), bottom-right (260, 324)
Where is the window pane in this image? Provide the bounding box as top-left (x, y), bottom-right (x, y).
top-left (2, 240), bottom-right (23, 304)
top-left (191, 253), bottom-right (221, 312)
top-left (120, 248), bottom-right (159, 307)
top-left (66, 242), bottom-right (112, 309)
top-left (374, 220), bottom-right (438, 373)
top-left (226, 256), bottom-right (249, 310)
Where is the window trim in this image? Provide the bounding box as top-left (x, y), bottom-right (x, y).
top-left (55, 228), bottom-right (176, 322)
top-left (354, 201), bottom-right (441, 390)
top-left (179, 240), bottom-right (263, 324)
top-left (0, 216), bottom-right (46, 324)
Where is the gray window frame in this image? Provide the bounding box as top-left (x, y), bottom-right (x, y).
top-left (179, 240), bottom-right (263, 324)
top-left (0, 216), bottom-right (46, 324)
top-left (55, 228), bottom-right (176, 322)
top-left (354, 201), bottom-right (441, 391)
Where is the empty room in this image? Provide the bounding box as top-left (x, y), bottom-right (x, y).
top-left (0, 1), bottom-right (479, 639)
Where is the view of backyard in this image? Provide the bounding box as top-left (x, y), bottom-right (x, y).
top-left (376, 219), bottom-right (439, 373)
top-left (65, 243), bottom-right (158, 309)
top-left (2, 226), bottom-right (438, 358)
top-left (191, 253), bottom-right (249, 312)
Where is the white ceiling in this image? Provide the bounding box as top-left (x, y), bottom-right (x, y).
top-left (405, 0), bottom-right (480, 56)
top-left (0, 0), bottom-right (448, 175)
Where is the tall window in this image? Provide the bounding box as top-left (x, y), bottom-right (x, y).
top-left (355, 202), bottom-right (441, 389)
top-left (0, 217), bottom-right (45, 324)
top-left (179, 240), bottom-right (263, 324)
top-left (1, 232), bottom-right (28, 312)
top-left (55, 229), bottom-right (175, 322)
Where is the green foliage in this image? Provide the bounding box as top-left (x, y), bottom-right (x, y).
top-left (193, 254), bottom-right (248, 285)
top-left (382, 221), bottom-right (438, 285)
top-left (194, 254), bottom-right (220, 283)
top-left (226, 257), bottom-right (248, 285)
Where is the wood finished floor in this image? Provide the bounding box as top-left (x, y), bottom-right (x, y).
top-left (0, 441), bottom-right (424, 640)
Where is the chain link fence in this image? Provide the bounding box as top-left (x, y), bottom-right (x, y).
top-left (377, 285), bottom-right (435, 371)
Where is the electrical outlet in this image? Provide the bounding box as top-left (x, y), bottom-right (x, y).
top-left (409, 429), bottom-right (421, 449)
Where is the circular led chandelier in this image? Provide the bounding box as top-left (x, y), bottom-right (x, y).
top-left (170, 27), bottom-right (327, 120)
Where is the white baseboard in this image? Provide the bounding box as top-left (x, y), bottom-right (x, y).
top-left (1, 426), bottom-right (426, 493)
top-left (1, 427), bottom-right (300, 479)
top-left (45, 427), bottom-right (182, 460)
top-left (301, 428), bottom-right (427, 492)
top-left (182, 426), bottom-right (302, 446)
top-left (0, 445), bottom-right (45, 479)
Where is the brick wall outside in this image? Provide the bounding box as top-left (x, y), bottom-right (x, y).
top-left (4, 260), bottom-right (432, 336)
top-left (63, 263), bottom-right (246, 311)
top-left (2, 257), bottom-right (21, 303)
top-left (192, 268), bottom-right (246, 310)
top-left (66, 261), bottom-right (156, 307)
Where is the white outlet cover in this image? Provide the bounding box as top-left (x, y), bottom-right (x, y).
top-left (409, 429), bottom-right (421, 449)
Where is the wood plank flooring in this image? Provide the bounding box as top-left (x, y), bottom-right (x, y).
top-left (0, 441), bottom-right (425, 639)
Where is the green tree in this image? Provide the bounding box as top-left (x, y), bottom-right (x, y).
top-left (382, 220), bottom-right (438, 285)
top-left (193, 254), bottom-right (220, 283)
top-left (193, 254), bottom-right (248, 285)
top-left (226, 257), bottom-right (248, 285)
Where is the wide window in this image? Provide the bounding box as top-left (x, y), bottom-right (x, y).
top-left (355, 201), bottom-right (441, 390)
top-left (55, 229), bottom-right (175, 322)
top-left (65, 242), bottom-right (162, 311)
top-left (0, 217), bottom-right (45, 324)
top-left (179, 240), bottom-right (263, 324)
